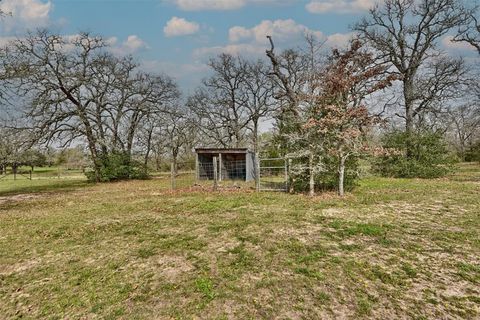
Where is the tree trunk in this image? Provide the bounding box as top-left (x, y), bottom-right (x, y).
top-left (309, 152), bottom-right (315, 197)
top-left (78, 107), bottom-right (102, 182)
top-left (338, 156), bottom-right (346, 197)
top-left (85, 137), bottom-right (101, 182)
top-left (404, 79), bottom-right (415, 158)
top-left (155, 153), bottom-right (162, 171)
top-left (253, 119), bottom-right (259, 154)
top-left (143, 151), bottom-right (150, 173)
top-left (172, 149), bottom-right (178, 175)
top-left (126, 113), bottom-right (142, 161)
top-left (144, 128), bottom-right (154, 172)
top-left (458, 132), bottom-right (466, 162)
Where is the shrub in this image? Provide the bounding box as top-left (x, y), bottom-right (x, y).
top-left (374, 130), bottom-right (456, 178)
top-left (464, 141), bottom-right (480, 162)
top-left (289, 155), bottom-right (359, 192)
top-left (85, 152), bottom-right (149, 182)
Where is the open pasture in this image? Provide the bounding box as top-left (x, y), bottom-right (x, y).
top-left (0, 164), bottom-right (479, 319)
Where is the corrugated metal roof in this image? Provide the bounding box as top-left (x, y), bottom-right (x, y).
top-left (195, 148), bottom-right (252, 154)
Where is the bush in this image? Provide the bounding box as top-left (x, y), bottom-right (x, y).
top-left (464, 142), bottom-right (480, 162)
top-left (374, 130), bottom-right (456, 178)
top-left (289, 155), bottom-right (359, 192)
top-left (85, 152), bottom-right (149, 182)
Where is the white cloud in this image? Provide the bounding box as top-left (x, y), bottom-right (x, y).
top-left (0, 0), bottom-right (52, 32)
top-left (442, 36), bottom-right (477, 52)
top-left (306, 0), bottom-right (378, 14)
top-left (195, 19), bottom-right (353, 61)
top-left (172, 0), bottom-right (298, 11)
top-left (193, 43), bottom-right (266, 58)
top-left (173, 0), bottom-right (245, 11)
top-left (0, 33), bottom-right (149, 57)
top-left (229, 19), bottom-right (323, 44)
top-left (123, 35), bottom-right (148, 51)
top-left (164, 17), bottom-right (200, 37)
top-left (228, 26), bottom-right (252, 43)
top-left (325, 32), bottom-right (353, 48)
top-left (110, 35), bottom-right (149, 56)
top-left (195, 19), bottom-right (327, 60)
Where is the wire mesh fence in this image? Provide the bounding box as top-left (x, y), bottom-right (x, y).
top-left (198, 161), bottom-right (214, 181)
top-left (0, 170), bottom-right (32, 181)
top-left (169, 155), bottom-right (289, 192)
top-left (219, 159), bottom-right (247, 181)
top-left (0, 167), bottom-right (85, 181)
top-left (258, 158), bottom-right (288, 192)
top-left (170, 157), bottom-right (256, 191)
top-left (170, 161), bottom-right (202, 190)
top-left (218, 159), bottom-right (255, 189)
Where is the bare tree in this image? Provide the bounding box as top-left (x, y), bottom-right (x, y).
top-left (188, 54), bottom-right (275, 151)
top-left (447, 103), bottom-right (480, 160)
top-left (355, 0), bottom-right (470, 155)
top-left (242, 59), bottom-right (275, 153)
top-left (160, 107), bottom-right (196, 171)
top-left (1, 32), bottom-right (111, 180)
top-left (265, 35), bottom-right (325, 196)
top-left (0, 128), bottom-right (34, 175)
top-left (188, 88), bottom-right (236, 148)
top-left (188, 54), bottom-right (249, 148)
top-left (0, 30), bottom-right (179, 181)
top-left (455, 9), bottom-right (480, 54)
top-left (266, 36), bottom-right (310, 123)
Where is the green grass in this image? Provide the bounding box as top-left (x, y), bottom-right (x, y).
top-left (0, 178), bottom-right (89, 196)
top-left (2, 166), bottom-right (85, 178)
top-left (0, 163), bottom-right (479, 318)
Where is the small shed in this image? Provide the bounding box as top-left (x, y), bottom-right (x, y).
top-left (195, 148), bottom-right (256, 182)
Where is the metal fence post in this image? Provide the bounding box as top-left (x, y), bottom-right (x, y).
top-left (218, 153), bottom-right (223, 182)
top-left (213, 157), bottom-right (218, 191)
top-left (195, 153), bottom-right (199, 181)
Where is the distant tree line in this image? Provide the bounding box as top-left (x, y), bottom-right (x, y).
top-left (0, 129), bottom-right (87, 175)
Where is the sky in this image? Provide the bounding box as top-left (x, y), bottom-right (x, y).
top-left (0, 0), bottom-right (477, 92)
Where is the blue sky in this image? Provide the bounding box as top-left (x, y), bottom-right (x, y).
top-left (0, 0), bottom-right (477, 91)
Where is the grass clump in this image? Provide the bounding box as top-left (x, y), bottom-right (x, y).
top-left (195, 277), bottom-right (216, 301)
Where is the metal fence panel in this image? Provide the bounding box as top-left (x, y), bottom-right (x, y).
top-left (259, 158), bottom-right (288, 192)
top-left (0, 168), bottom-right (85, 181)
top-left (170, 157), bottom-right (256, 191)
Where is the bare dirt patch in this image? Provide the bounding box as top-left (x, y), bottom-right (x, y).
top-left (0, 194), bottom-right (43, 206)
top-left (0, 258), bottom-right (41, 276)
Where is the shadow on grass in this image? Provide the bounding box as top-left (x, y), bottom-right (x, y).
top-left (447, 163), bottom-right (480, 182)
top-left (0, 179), bottom-right (91, 197)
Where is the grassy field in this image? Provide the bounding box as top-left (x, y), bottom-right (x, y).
top-left (0, 164), bottom-right (479, 319)
top-left (0, 166), bottom-right (85, 183)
